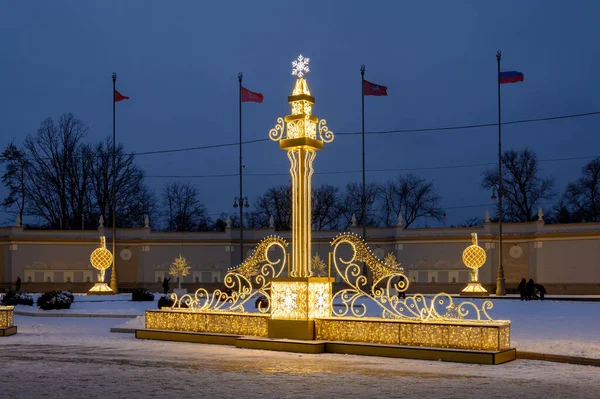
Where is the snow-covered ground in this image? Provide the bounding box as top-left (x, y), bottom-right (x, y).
top-left (1, 295), bottom-right (600, 398)
top-left (1, 315), bottom-right (600, 399)
top-left (5, 293), bottom-right (600, 358)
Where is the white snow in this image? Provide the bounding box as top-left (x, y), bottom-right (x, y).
top-left (4, 293), bottom-right (600, 359)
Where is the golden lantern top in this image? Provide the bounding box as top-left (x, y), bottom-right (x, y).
top-left (269, 55), bottom-right (334, 150)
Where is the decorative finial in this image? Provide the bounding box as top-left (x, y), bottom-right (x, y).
top-left (269, 215), bottom-right (275, 228)
top-left (238, 72), bottom-right (243, 81)
top-left (537, 207), bottom-right (544, 221)
top-left (360, 64), bottom-right (365, 74)
top-left (15, 214), bottom-right (21, 227)
top-left (292, 54), bottom-right (310, 78)
top-left (112, 72), bottom-right (117, 81)
top-left (496, 50), bottom-right (502, 61)
top-left (98, 215), bottom-right (105, 228)
top-left (471, 232), bottom-right (478, 246)
top-left (351, 214), bottom-right (357, 227)
top-left (144, 215), bottom-right (150, 228)
top-left (397, 212), bottom-right (403, 227)
top-left (226, 215), bottom-right (232, 228)
top-left (485, 210), bottom-right (491, 223)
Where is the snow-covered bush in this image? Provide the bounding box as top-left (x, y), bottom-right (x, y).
top-left (132, 288), bottom-right (155, 302)
top-left (1, 290), bottom-right (34, 306)
top-left (157, 295), bottom-right (175, 309)
top-left (37, 291), bottom-right (74, 310)
top-left (254, 294), bottom-right (268, 309)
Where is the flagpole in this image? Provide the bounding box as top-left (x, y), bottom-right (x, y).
top-left (110, 72), bottom-right (118, 293)
top-left (360, 65), bottom-right (367, 276)
top-left (238, 72), bottom-right (245, 265)
top-left (496, 51), bottom-right (506, 296)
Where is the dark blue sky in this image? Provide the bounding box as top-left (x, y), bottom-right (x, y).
top-left (1, 0), bottom-right (599, 227)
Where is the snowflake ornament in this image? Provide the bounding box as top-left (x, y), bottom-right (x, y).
top-left (292, 54), bottom-right (310, 78)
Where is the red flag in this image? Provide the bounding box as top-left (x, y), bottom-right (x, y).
top-left (241, 87), bottom-right (263, 103)
top-left (114, 89), bottom-right (129, 102)
top-left (363, 80), bottom-right (387, 96)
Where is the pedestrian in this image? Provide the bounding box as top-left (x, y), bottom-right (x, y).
top-left (534, 283), bottom-right (546, 300)
top-left (526, 279), bottom-right (538, 300)
top-left (162, 276), bottom-right (171, 295)
top-left (15, 276), bottom-right (21, 292)
top-left (517, 278), bottom-right (527, 301)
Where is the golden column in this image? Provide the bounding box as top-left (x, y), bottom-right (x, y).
top-left (267, 55), bottom-right (334, 339)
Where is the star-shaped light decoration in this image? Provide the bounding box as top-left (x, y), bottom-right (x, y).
top-left (292, 54), bottom-right (310, 78)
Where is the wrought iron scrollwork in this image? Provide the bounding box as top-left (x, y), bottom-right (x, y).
top-left (168, 236), bottom-right (288, 313)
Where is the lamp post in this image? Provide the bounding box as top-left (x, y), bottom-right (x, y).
top-left (233, 196), bottom-right (249, 264)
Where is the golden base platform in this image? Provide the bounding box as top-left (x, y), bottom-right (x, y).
top-left (136, 328), bottom-right (515, 365)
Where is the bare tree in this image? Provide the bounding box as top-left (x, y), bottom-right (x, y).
top-left (162, 181), bottom-right (209, 231)
top-left (247, 185), bottom-right (292, 230)
top-left (483, 149), bottom-right (554, 222)
top-left (562, 158), bottom-right (600, 222)
top-left (1, 113), bottom-right (155, 229)
top-left (340, 182), bottom-right (380, 229)
top-left (18, 114), bottom-right (91, 229)
top-left (380, 174), bottom-right (444, 228)
top-left (86, 138), bottom-right (155, 228)
top-left (312, 184), bottom-right (345, 230)
top-left (0, 142), bottom-right (29, 224)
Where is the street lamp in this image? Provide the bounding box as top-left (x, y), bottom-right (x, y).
top-left (233, 196), bottom-right (249, 264)
top-left (232, 197), bottom-right (249, 209)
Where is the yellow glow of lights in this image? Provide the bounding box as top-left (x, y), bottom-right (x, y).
top-left (269, 55), bottom-right (334, 279)
top-left (461, 233), bottom-right (488, 295)
top-left (270, 278), bottom-right (333, 320)
top-left (315, 318), bottom-right (511, 351)
top-left (0, 306), bottom-right (14, 328)
top-left (89, 236), bottom-right (114, 294)
top-left (146, 310), bottom-right (269, 337)
top-left (90, 236), bottom-right (113, 283)
top-left (169, 236), bottom-right (288, 313)
top-left (169, 254), bottom-right (191, 279)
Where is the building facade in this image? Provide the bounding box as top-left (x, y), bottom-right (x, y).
top-left (1, 217), bottom-right (599, 294)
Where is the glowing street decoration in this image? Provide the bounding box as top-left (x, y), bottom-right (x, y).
top-left (88, 236), bottom-right (114, 294)
top-left (292, 54), bottom-right (310, 78)
top-left (269, 54), bottom-right (334, 278)
top-left (461, 233), bottom-right (489, 295)
top-left (143, 56), bottom-right (512, 359)
top-left (170, 236), bottom-right (288, 312)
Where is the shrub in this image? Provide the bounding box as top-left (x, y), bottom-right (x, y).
top-left (254, 294), bottom-right (269, 309)
top-left (37, 291), bottom-right (74, 310)
top-left (132, 288), bottom-right (155, 302)
top-left (157, 295), bottom-right (174, 309)
top-left (157, 295), bottom-right (188, 309)
top-left (1, 290), bottom-right (34, 306)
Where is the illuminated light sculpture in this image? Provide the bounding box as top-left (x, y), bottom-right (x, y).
top-left (169, 235), bottom-right (288, 313)
top-left (460, 233), bottom-right (489, 296)
top-left (0, 306), bottom-right (16, 337)
top-left (266, 54), bottom-right (335, 339)
top-left (139, 56), bottom-right (513, 363)
top-left (88, 236), bottom-right (114, 294)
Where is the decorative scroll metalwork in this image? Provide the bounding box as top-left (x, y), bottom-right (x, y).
top-left (169, 236), bottom-right (288, 313)
top-left (318, 119), bottom-right (334, 143)
top-left (330, 232), bottom-right (499, 322)
top-left (269, 117), bottom-right (285, 141)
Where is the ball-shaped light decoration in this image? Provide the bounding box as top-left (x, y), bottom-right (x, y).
top-left (462, 244), bottom-right (486, 269)
top-left (462, 233), bottom-right (486, 269)
top-left (90, 236), bottom-right (113, 271)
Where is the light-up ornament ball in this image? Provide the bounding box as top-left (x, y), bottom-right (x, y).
top-left (88, 236), bottom-right (114, 294)
top-left (460, 233), bottom-right (489, 296)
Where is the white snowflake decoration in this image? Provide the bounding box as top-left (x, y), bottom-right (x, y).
top-left (292, 54), bottom-right (310, 78)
